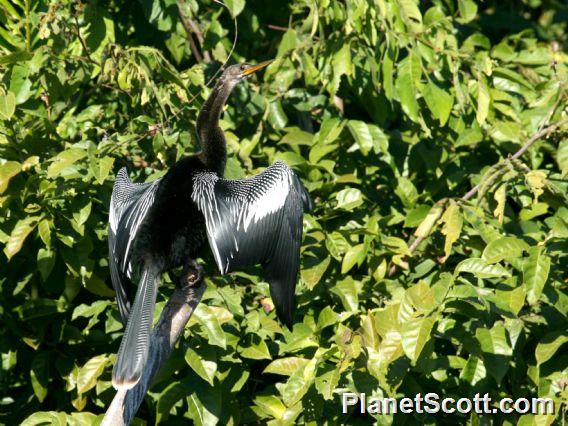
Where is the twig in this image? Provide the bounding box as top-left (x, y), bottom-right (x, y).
top-left (73, 15), bottom-right (99, 66)
top-left (102, 279), bottom-right (205, 425)
top-left (267, 24), bottom-right (289, 32)
top-left (176, 0), bottom-right (211, 63)
top-left (388, 117), bottom-right (568, 277)
top-left (267, 24), bottom-right (320, 41)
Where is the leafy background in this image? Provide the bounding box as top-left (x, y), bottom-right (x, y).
top-left (0, 0), bottom-right (567, 424)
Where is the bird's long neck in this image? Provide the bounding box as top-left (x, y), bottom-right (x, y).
top-left (196, 79), bottom-right (236, 176)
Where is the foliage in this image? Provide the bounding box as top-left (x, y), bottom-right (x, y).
top-left (1, 0), bottom-right (567, 424)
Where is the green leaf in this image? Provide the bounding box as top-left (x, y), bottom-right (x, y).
top-left (441, 203), bottom-right (462, 259)
top-left (523, 246), bottom-right (551, 305)
top-left (317, 306), bottom-right (339, 330)
top-left (395, 176), bottom-right (419, 208)
top-left (77, 354), bottom-right (109, 394)
top-left (455, 258), bottom-right (511, 278)
top-left (21, 412), bottom-right (67, 426)
top-left (401, 315), bottom-right (436, 363)
top-left (347, 120), bottom-right (373, 155)
top-left (193, 305), bottom-right (227, 349)
top-left (281, 357), bottom-right (317, 407)
top-left (341, 243), bottom-right (366, 274)
top-left (476, 75), bottom-right (490, 124)
top-left (185, 346), bottom-right (217, 386)
top-left (301, 255), bottom-right (330, 290)
top-left (264, 357), bottom-right (309, 376)
top-left (37, 248), bottom-right (55, 281)
top-left (475, 323), bottom-right (512, 383)
top-left (254, 395), bottom-right (286, 420)
top-left (30, 353), bottom-right (49, 402)
top-left (399, 0), bottom-right (423, 31)
top-left (493, 184), bottom-right (507, 223)
top-left (331, 277), bottom-right (361, 312)
top-left (239, 334), bottom-right (271, 360)
top-left (186, 385), bottom-right (221, 426)
top-left (457, 0), bottom-right (478, 23)
top-left (4, 216), bottom-right (40, 260)
top-left (557, 138), bottom-right (568, 177)
top-left (459, 355), bottom-right (486, 386)
top-left (280, 128), bottom-right (314, 146)
top-left (331, 43), bottom-right (352, 94)
top-left (268, 101), bottom-right (288, 129)
top-left (47, 148), bottom-right (87, 179)
top-left (0, 90), bottom-right (16, 120)
top-left (276, 29), bottom-right (297, 57)
top-left (414, 202), bottom-right (444, 238)
top-left (0, 161), bottom-right (21, 193)
top-left (395, 54), bottom-right (421, 122)
top-left (315, 364), bottom-right (340, 400)
top-left (325, 231), bottom-right (350, 260)
top-left (73, 201), bottom-right (92, 227)
top-left (37, 219), bottom-right (52, 248)
top-left (335, 188), bottom-right (363, 210)
top-left (72, 300), bottom-right (112, 330)
top-left (456, 127), bottom-right (483, 147)
top-left (535, 332), bottom-right (568, 366)
top-left (156, 381), bottom-right (187, 424)
top-left (482, 236), bottom-right (529, 264)
top-left (93, 156), bottom-right (115, 185)
top-left (422, 82), bottom-right (454, 125)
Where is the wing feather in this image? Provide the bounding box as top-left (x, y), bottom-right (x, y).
top-left (192, 161), bottom-right (311, 327)
top-left (108, 168), bottom-right (161, 323)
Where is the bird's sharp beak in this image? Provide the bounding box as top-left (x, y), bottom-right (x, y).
top-left (242, 60), bottom-right (273, 76)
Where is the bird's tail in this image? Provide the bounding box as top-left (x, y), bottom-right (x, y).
top-left (112, 262), bottom-right (159, 390)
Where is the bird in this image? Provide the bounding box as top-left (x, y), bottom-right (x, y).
top-left (108, 61), bottom-right (313, 390)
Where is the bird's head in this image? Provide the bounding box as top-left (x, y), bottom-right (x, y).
top-left (219, 60), bottom-right (272, 88)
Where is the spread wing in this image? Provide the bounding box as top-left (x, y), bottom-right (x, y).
top-left (192, 161), bottom-right (312, 327)
top-left (108, 168), bottom-right (161, 324)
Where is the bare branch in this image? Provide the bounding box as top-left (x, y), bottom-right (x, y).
top-left (388, 117), bottom-right (568, 277)
top-left (176, 0), bottom-right (211, 63)
top-left (102, 279), bottom-right (205, 425)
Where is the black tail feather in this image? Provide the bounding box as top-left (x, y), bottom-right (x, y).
top-left (112, 263), bottom-right (158, 390)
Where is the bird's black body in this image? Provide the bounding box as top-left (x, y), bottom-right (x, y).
top-left (142, 156), bottom-right (208, 267)
top-left (108, 61), bottom-right (312, 390)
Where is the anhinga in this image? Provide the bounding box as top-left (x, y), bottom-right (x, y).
top-left (108, 61), bottom-right (312, 390)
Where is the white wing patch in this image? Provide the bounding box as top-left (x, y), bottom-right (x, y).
top-left (191, 161), bottom-right (295, 275)
top-left (242, 172), bottom-right (290, 232)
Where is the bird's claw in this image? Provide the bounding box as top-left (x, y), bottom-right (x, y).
top-left (174, 260), bottom-right (203, 288)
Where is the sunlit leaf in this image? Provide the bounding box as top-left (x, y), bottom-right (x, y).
top-left (455, 258), bottom-right (511, 278)
top-left (4, 216), bottom-right (40, 260)
top-left (523, 246), bottom-right (551, 305)
top-left (482, 236), bottom-right (529, 264)
top-left (264, 357), bottom-right (309, 376)
top-left (401, 315), bottom-right (436, 363)
top-left (0, 161), bottom-right (20, 193)
top-left (535, 332), bottom-right (568, 366)
top-left (77, 354), bottom-right (109, 394)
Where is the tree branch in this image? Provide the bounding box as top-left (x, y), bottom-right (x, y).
top-left (176, 0), bottom-right (211, 63)
top-left (388, 117), bottom-right (568, 277)
top-left (102, 279), bottom-right (205, 425)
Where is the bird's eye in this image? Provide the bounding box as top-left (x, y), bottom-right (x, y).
top-left (240, 64), bottom-right (247, 71)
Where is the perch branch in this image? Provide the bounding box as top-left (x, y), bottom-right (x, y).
top-left (388, 117), bottom-right (568, 277)
top-left (102, 278), bottom-right (205, 425)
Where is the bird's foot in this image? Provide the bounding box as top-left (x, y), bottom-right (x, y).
top-left (181, 259), bottom-right (203, 288)
top-left (170, 260), bottom-right (203, 289)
